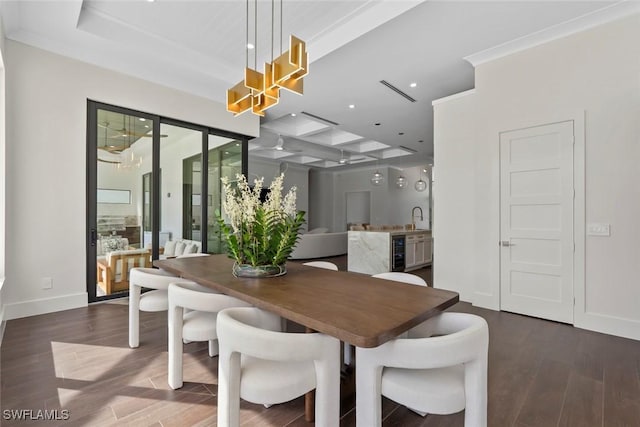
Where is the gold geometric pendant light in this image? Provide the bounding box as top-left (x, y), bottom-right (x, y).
top-left (227, 0), bottom-right (308, 117)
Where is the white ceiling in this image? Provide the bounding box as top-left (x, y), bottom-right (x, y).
top-left (1, 0), bottom-right (629, 169)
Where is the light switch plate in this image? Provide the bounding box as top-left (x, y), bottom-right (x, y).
top-left (587, 223), bottom-right (610, 236)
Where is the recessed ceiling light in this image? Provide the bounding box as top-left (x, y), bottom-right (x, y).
top-left (410, 82), bottom-right (417, 88)
top-left (225, 151), bottom-right (230, 155)
top-left (291, 113), bottom-right (296, 117)
top-left (139, 118), bottom-right (146, 122)
top-left (144, 125), bottom-right (150, 128)
top-left (247, 43), bottom-right (255, 50)
top-left (235, 143), bottom-right (241, 147)
top-left (348, 104), bottom-right (355, 109)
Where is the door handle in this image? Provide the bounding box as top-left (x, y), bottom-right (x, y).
top-left (500, 240), bottom-right (515, 247)
top-left (91, 228), bottom-right (98, 246)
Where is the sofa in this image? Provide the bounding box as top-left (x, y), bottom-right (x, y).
top-left (289, 230), bottom-right (348, 260)
top-left (158, 238), bottom-right (202, 259)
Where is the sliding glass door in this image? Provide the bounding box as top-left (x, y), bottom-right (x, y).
top-left (91, 107), bottom-right (154, 299)
top-left (207, 135), bottom-right (243, 253)
top-left (156, 122), bottom-right (205, 257)
top-left (87, 101), bottom-right (248, 302)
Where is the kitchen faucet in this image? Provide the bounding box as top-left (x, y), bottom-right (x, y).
top-left (411, 206), bottom-right (423, 227)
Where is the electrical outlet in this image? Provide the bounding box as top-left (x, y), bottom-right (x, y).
top-left (587, 223), bottom-right (610, 236)
top-left (42, 277), bottom-right (53, 289)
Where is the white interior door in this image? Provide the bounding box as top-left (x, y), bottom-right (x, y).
top-left (500, 121), bottom-right (574, 324)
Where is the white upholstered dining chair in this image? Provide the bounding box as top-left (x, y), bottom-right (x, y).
top-left (371, 272), bottom-right (428, 287)
top-left (167, 282), bottom-right (252, 390)
top-left (176, 253), bottom-right (211, 258)
top-left (303, 260), bottom-right (354, 366)
top-left (216, 307), bottom-right (341, 427)
top-left (129, 253), bottom-right (211, 348)
top-left (302, 261), bottom-right (339, 271)
top-left (356, 312), bottom-right (489, 427)
top-left (129, 267), bottom-right (182, 348)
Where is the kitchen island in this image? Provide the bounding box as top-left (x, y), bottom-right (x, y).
top-left (347, 229), bottom-right (432, 275)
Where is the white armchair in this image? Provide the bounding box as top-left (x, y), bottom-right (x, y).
top-left (216, 307), bottom-right (341, 427)
top-left (372, 272), bottom-right (428, 287)
top-left (356, 312), bottom-right (489, 427)
top-left (303, 261), bottom-right (339, 271)
top-left (167, 282), bottom-right (252, 390)
top-left (129, 267), bottom-right (181, 348)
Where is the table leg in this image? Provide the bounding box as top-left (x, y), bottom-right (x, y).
top-left (304, 326), bottom-right (316, 422)
top-left (305, 390), bottom-right (315, 422)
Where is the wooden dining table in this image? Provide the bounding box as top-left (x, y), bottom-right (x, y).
top-left (154, 254), bottom-right (459, 421)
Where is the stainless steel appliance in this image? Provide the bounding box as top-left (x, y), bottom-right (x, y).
top-left (391, 235), bottom-right (406, 272)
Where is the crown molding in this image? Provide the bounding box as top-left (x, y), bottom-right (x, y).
top-left (432, 89), bottom-right (476, 107)
top-left (464, 1), bottom-right (640, 67)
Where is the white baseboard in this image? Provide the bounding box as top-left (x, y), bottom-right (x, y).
top-left (3, 292), bottom-right (88, 320)
top-left (0, 304), bottom-right (5, 346)
top-left (576, 311), bottom-right (640, 341)
top-left (0, 277), bottom-right (5, 345)
top-left (472, 291), bottom-right (499, 311)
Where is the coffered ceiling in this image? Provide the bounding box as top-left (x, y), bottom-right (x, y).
top-left (1, 0), bottom-right (629, 169)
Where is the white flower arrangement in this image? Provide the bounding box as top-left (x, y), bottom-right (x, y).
top-left (219, 173), bottom-right (306, 267)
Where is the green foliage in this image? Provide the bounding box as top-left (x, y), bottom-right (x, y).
top-left (218, 208), bottom-right (306, 266)
top-left (218, 174), bottom-right (306, 267)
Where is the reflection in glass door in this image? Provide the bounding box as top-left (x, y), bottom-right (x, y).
top-left (94, 108), bottom-right (152, 298)
top-left (183, 156), bottom-right (202, 241)
top-left (207, 136), bottom-right (243, 253)
top-left (158, 123), bottom-right (204, 256)
top-left (88, 101), bottom-right (248, 302)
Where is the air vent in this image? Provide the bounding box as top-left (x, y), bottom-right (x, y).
top-left (399, 145), bottom-right (417, 153)
top-left (379, 80), bottom-right (417, 102)
top-left (301, 111), bottom-right (340, 126)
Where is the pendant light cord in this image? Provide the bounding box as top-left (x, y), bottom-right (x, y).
top-left (254, 0), bottom-right (257, 69)
top-left (280, 0), bottom-right (283, 55)
top-left (245, 0), bottom-right (248, 68)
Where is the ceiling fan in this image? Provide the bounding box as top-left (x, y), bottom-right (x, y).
top-left (98, 122), bottom-right (168, 140)
top-left (252, 134), bottom-right (302, 153)
top-left (336, 149), bottom-right (366, 165)
top-left (98, 121), bottom-right (154, 158)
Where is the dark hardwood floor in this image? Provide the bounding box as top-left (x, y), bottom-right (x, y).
top-left (1, 259), bottom-right (639, 426)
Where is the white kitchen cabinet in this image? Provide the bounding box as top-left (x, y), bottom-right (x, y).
top-left (406, 235), bottom-right (417, 268)
top-left (424, 236), bottom-right (433, 264)
top-left (405, 232), bottom-right (432, 271)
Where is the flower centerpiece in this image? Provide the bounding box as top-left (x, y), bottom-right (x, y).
top-left (219, 173), bottom-right (306, 278)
